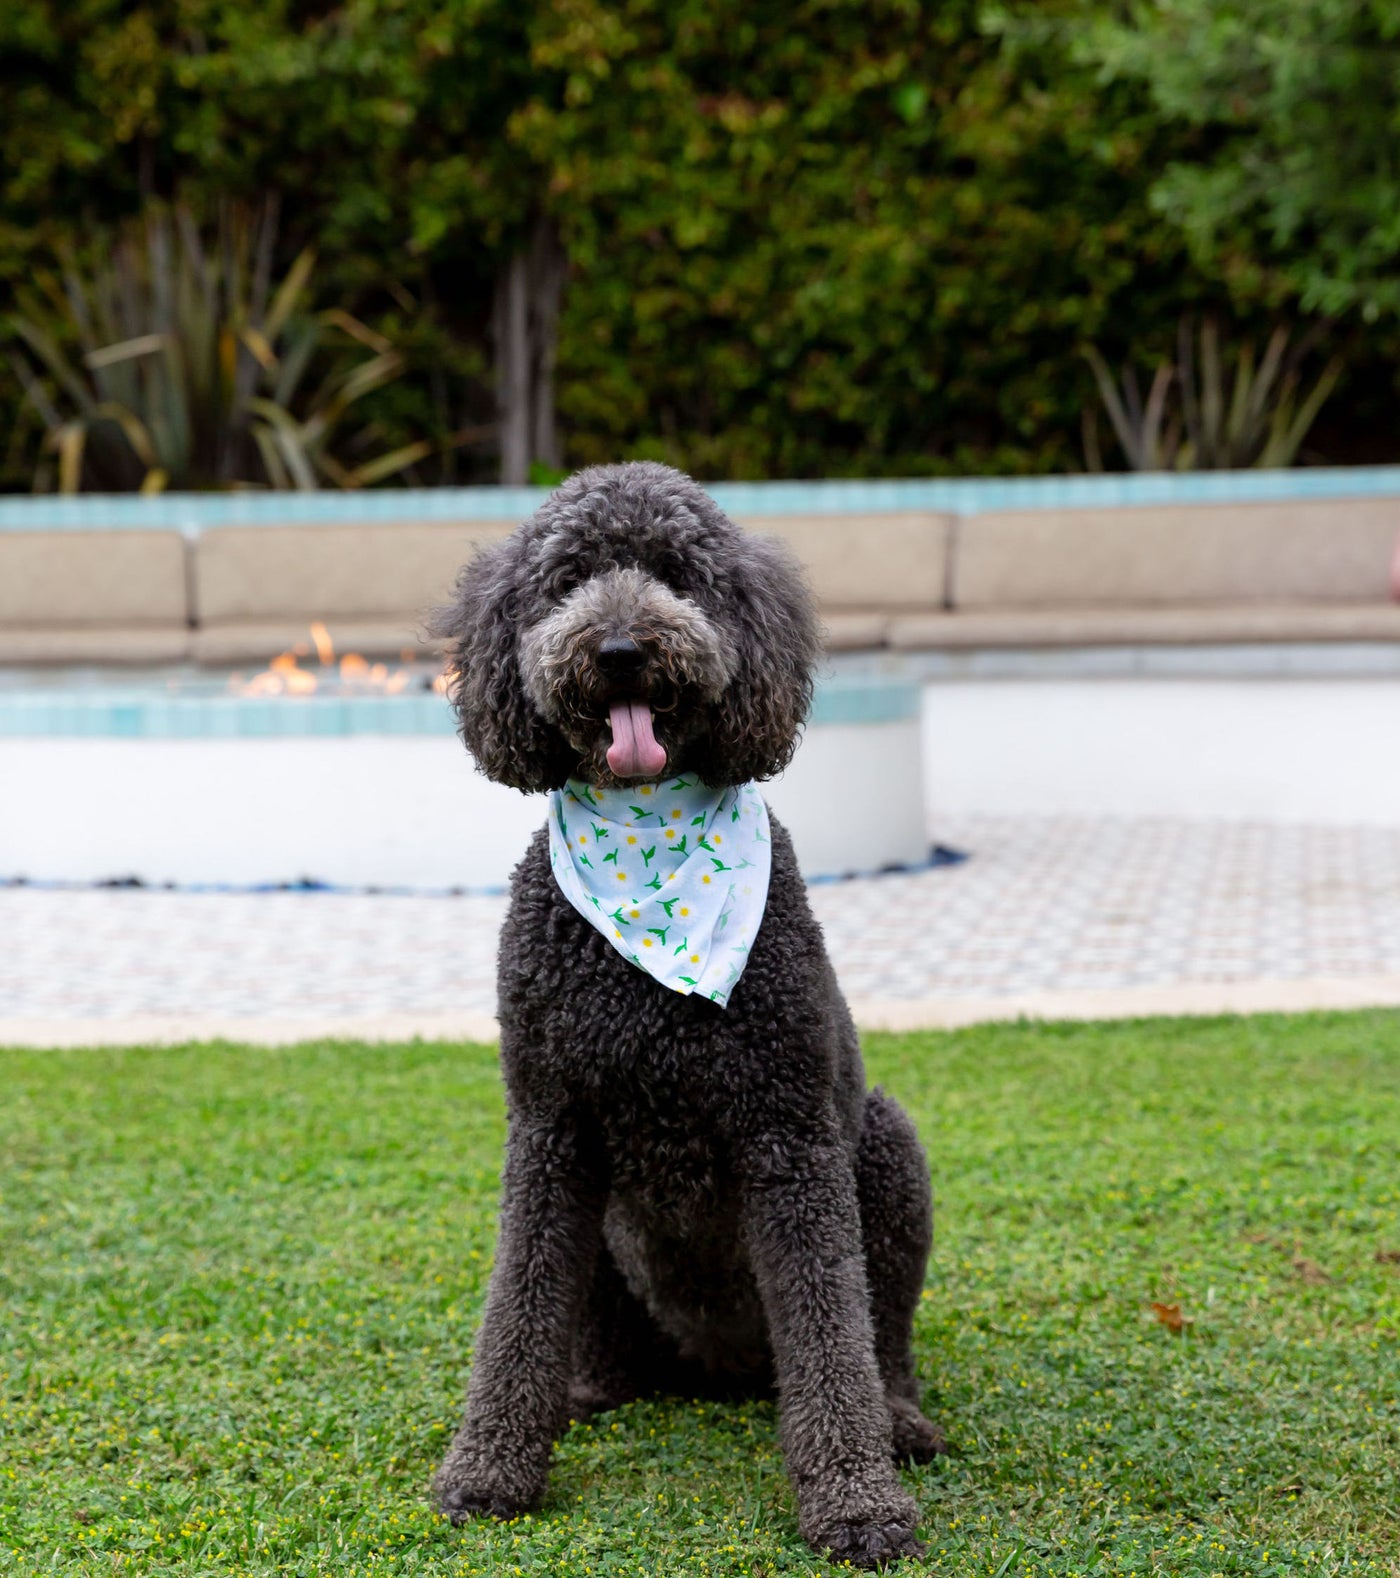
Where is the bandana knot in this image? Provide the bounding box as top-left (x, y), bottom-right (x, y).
top-left (547, 775), bottom-right (771, 1007)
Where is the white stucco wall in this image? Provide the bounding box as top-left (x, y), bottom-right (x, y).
top-left (1, 716), bottom-right (927, 889)
top-left (923, 678), bottom-right (1400, 827)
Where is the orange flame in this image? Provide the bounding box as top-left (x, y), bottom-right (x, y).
top-left (228, 624), bottom-right (450, 700)
top-left (310, 620), bottom-right (336, 667)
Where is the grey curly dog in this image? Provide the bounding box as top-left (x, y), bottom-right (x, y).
top-left (431, 461), bottom-right (945, 1567)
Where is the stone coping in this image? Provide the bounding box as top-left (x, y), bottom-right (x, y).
top-left (0, 674), bottom-right (919, 739)
top-left (5, 464), bottom-right (1400, 531)
top-left (5, 974), bottom-right (1398, 1048)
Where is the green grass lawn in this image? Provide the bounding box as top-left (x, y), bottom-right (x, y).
top-left (2, 1013), bottom-right (1398, 1576)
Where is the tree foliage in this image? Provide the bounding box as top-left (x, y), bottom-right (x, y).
top-left (0, 0), bottom-right (1390, 486)
top-left (526, 0), bottom-right (1203, 476)
top-left (1067, 0), bottom-right (1400, 321)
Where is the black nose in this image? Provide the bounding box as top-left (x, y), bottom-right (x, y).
top-left (598, 635), bottom-right (644, 671)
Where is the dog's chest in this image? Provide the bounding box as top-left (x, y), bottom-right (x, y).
top-left (603, 1107), bottom-right (729, 1223)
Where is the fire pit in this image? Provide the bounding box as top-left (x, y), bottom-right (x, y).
top-left (0, 653), bottom-right (926, 890)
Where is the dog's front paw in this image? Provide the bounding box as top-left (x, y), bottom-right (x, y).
top-left (815, 1517), bottom-right (926, 1569)
top-left (433, 1441), bottom-right (544, 1525)
top-left (805, 1483), bottom-right (923, 1569)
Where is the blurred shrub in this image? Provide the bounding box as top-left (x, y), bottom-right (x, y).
top-left (1064, 0), bottom-right (1400, 322)
top-left (5, 201), bottom-right (434, 491)
top-left (0, 0), bottom-right (1392, 484)
top-left (1083, 317), bottom-right (1343, 472)
top-left (532, 0), bottom-right (1208, 478)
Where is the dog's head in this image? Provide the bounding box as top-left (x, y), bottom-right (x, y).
top-left (434, 462), bottom-right (819, 791)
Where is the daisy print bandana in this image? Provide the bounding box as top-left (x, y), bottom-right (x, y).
top-left (547, 775), bottom-right (772, 1007)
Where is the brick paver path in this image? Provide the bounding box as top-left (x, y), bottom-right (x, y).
top-left (4, 817), bottom-right (1399, 1030)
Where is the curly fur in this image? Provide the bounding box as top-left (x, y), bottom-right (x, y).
top-left (431, 462), bottom-right (944, 1567)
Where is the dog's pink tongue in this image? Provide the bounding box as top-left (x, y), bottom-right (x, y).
top-left (607, 699), bottom-right (666, 779)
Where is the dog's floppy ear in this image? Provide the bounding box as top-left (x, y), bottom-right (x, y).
top-left (431, 536), bottom-right (575, 792)
top-left (703, 532), bottom-right (820, 784)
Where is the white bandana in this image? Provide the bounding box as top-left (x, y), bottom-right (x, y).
top-left (547, 775), bottom-right (772, 1007)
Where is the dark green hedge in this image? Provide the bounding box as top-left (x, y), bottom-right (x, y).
top-left (0, 0), bottom-right (1392, 486)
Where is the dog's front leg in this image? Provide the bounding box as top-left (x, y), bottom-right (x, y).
top-left (742, 1131), bottom-right (923, 1569)
top-left (434, 1114), bottom-right (605, 1522)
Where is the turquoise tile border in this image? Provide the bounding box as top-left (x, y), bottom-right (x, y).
top-left (0, 690), bottom-right (456, 739)
top-left (4, 464), bottom-right (1400, 531)
top-left (808, 680), bottom-right (919, 727)
top-left (0, 677), bottom-right (918, 739)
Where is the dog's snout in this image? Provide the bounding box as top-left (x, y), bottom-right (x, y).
top-left (598, 635), bottom-right (645, 672)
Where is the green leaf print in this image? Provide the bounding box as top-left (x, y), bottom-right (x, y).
top-left (551, 777), bottom-right (769, 1010)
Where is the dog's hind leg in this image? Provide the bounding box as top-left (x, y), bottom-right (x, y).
top-left (567, 1245), bottom-right (676, 1422)
top-left (856, 1089), bottom-right (948, 1462)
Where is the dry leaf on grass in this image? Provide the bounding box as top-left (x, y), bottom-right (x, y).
top-left (1292, 1258), bottom-right (1331, 1284)
top-left (1150, 1301), bottom-right (1190, 1333)
top-left (1375, 1249), bottom-right (1400, 1264)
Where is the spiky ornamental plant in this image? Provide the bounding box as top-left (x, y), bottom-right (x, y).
top-left (1082, 315), bottom-right (1342, 472)
top-left (4, 199), bottom-right (432, 492)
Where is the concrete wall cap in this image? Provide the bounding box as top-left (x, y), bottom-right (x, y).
top-left (954, 499), bottom-right (1400, 609)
